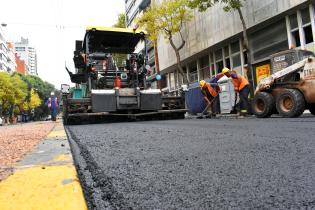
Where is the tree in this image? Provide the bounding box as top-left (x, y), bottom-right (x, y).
top-left (113, 13), bottom-right (126, 28)
top-left (0, 72), bottom-right (15, 117)
top-left (0, 72), bottom-right (28, 118)
top-left (189, 0), bottom-right (252, 79)
top-left (112, 13), bottom-right (128, 68)
top-left (137, 0), bottom-right (193, 84)
top-left (23, 89), bottom-right (41, 111)
top-left (136, 2), bottom-right (161, 87)
top-left (16, 73), bottom-right (55, 120)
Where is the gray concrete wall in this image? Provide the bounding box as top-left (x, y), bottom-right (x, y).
top-left (158, 0), bottom-right (309, 71)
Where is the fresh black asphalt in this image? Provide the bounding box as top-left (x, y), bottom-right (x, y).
top-left (66, 116), bottom-right (315, 209)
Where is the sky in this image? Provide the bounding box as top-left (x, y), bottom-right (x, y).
top-left (0, 0), bottom-right (125, 89)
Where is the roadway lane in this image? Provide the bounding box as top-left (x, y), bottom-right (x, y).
top-left (66, 116), bottom-right (315, 209)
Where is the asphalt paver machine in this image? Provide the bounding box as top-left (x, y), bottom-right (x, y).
top-left (61, 27), bottom-right (185, 124)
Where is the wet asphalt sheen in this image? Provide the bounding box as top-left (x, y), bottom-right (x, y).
top-left (66, 116), bottom-right (315, 210)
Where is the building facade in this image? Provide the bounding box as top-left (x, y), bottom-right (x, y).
top-left (157, 0), bottom-right (315, 93)
top-left (15, 53), bottom-right (27, 75)
top-left (125, 0), bottom-right (151, 28)
top-left (0, 26), bottom-right (16, 73)
top-left (6, 42), bottom-right (17, 73)
top-left (15, 37), bottom-right (38, 75)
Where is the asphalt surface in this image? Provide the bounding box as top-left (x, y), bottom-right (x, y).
top-left (66, 116), bottom-right (315, 209)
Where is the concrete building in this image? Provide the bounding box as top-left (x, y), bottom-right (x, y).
top-left (15, 53), bottom-right (27, 75)
top-left (125, 0), bottom-right (151, 28)
top-left (0, 26), bottom-right (16, 73)
top-left (0, 26), bottom-right (7, 72)
top-left (15, 37), bottom-right (38, 75)
top-left (157, 0), bottom-right (315, 93)
top-left (6, 42), bottom-right (17, 73)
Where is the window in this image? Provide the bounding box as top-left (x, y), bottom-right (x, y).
top-left (304, 25), bottom-right (314, 44)
top-left (211, 64), bottom-right (215, 76)
top-left (231, 41), bottom-right (240, 53)
top-left (216, 61), bottom-right (224, 73)
top-left (301, 8), bottom-right (313, 45)
top-left (289, 14), bottom-right (298, 30)
top-left (243, 51), bottom-right (248, 65)
top-left (224, 46), bottom-right (230, 68)
top-left (288, 8), bottom-right (314, 48)
top-left (189, 61), bottom-right (198, 82)
top-left (225, 58), bottom-right (231, 69)
top-left (292, 30), bottom-right (301, 47)
top-left (209, 53), bottom-right (215, 76)
top-left (215, 49), bottom-right (222, 61)
top-left (231, 41), bottom-right (241, 68)
top-left (15, 47), bottom-right (26, 51)
top-left (215, 49), bottom-right (223, 72)
top-left (301, 8), bottom-right (311, 25)
top-left (200, 56), bottom-right (210, 79)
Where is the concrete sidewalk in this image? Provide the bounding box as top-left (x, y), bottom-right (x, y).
top-left (0, 121), bottom-right (87, 210)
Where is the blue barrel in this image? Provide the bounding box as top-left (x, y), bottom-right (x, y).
top-left (185, 79), bottom-right (217, 114)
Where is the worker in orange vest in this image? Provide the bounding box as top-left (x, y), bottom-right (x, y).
top-left (221, 67), bottom-right (250, 116)
top-left (199, 80), bottom-right (220, 116)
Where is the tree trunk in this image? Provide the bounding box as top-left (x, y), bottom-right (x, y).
top-left (153, 41), bottom-right (161, 89)
top-left (237, 8), bottom-right (254, 96)
top-left (168, 37), bottom-right (191, 84)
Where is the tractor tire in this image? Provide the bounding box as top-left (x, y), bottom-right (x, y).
top-left (252, 92), bottom-right (275, 118)
top-left (276, 89), bottom-right (305, 118)
top-left (309, 104), bottom-right (315, 116)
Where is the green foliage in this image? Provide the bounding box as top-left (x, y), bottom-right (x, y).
top-left (113, 13), bottom-right (126, 28)
top-left (0, 72), bottom-right (15, 116)
top-left (188, 0), bottom-right (244, 12)
top-left (0, 72), bottom-right (55, 120)
top-left (137, 0), bottom-right (193, 41)
top-left (112, 13), bottom-right (127, 67)
top-left (22, 74), bottom-right (55, 99)
top-left (137, 0), bottom-right (193, 83)
top-left (23, 89), bottom-right (41, 111)
top-left (0, 72), bottom-right (27, 117)
top-left (10, 74), bottom-right (28, 105)
top-left (136, 3), bottom-right (160, 43)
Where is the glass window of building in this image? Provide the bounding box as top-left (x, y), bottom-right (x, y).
top-left (189, 61), bottom-right (198, 82)
top-left (200, 55), bottom-right (210, 79)
top-left (215, 49), bottom-right (222, 61)
top-left (301, 7), bottom-right (313, 44)
top-left (289, 14), bottom-right (298, 30)
top-left (289, 14), bottom-right (301, 47)
top-left (224, 46), bottom-right (231, 69)
top-left (215, 49), bottom-right (223, 72)
top-left (211, 63), bottom-right (215, 76)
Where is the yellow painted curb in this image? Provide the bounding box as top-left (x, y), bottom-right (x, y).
top-left (0, 165), bottom-right (87, 210)
top-left (47, 130), bottom-right (67, 138)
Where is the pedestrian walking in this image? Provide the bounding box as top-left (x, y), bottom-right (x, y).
top-left (47, 92), bottom-right (58, 121)
top-left (221, 67), bottom-right (250, 116)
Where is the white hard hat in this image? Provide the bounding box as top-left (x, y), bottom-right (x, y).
top-left (50, 92), bottom-right (55, 96)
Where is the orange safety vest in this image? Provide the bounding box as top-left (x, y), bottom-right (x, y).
top-left (202, 83), bottom-right (218, 98)
top-left (231, 73), bottom-right (249, 92)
